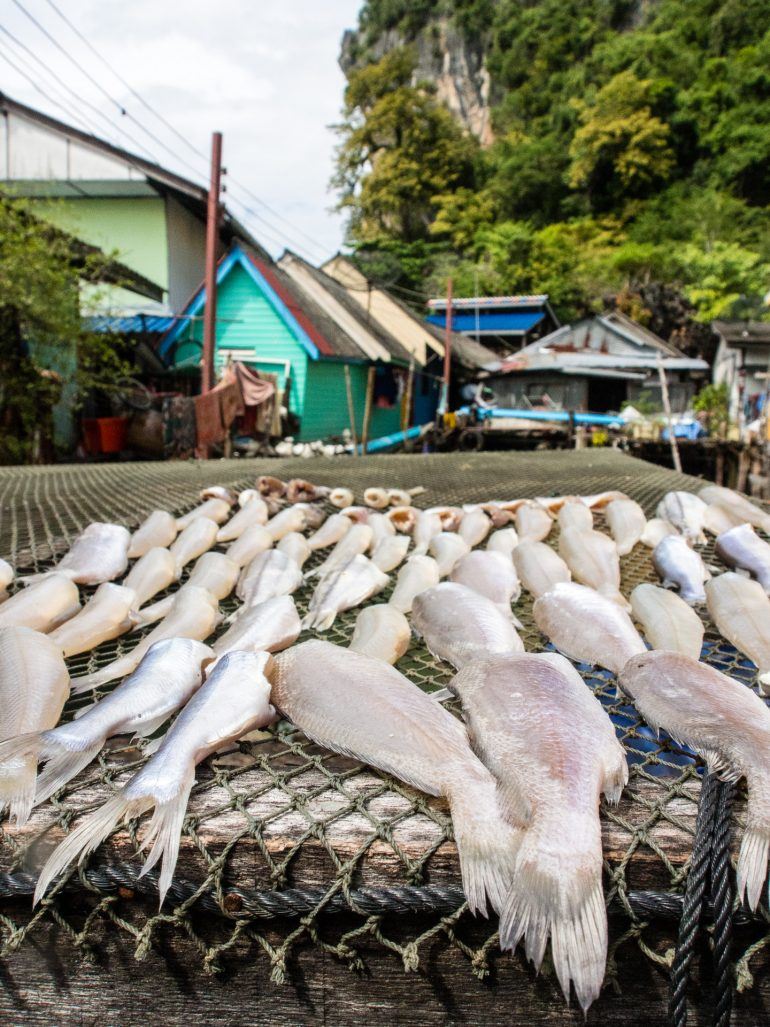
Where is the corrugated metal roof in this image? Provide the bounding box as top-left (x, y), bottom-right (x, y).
top-left (90, 314), bottom-right (183, 335)
top-left (427, 311), bottom-right (545, 334)
top-left (713, 320), bottom-right (770, 345)
top-left (428, 295), bottom-right (549, 310)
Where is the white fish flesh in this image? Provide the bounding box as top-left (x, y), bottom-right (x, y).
top-left (0, 558), bottom-right (12, 600)
top-left (304, 555), bottom-right (388, 630)
top-left (557, 500), bottom-right (593, 533)
top-left (293, 503), bottom-right (326, 530)
top-left (387, 488), bottom-right (412, 507)
top-left (237, 489), bottom-right (260, 507)
top-left (619, 650), bottom-right (770, 911)
top-left (128, 511), bottom-right (178, 558)
top-left (450, 550), bottom-right (521, 616)
top-left (656, 491), bottom-right (707, 544)
top-left (265, 506), bottom-right (306, 541)
top-left (429, 532), bottom-right (471, 577)
top-left (715, 523), bottom-right (770, 593)
top-left (653, 534), bottom-right (710, 604)
top-left (413, 511), bottom-right (443, 555)
top-left (35, 650), bottom-right (275, 906)
top-left (706, 573), bottom-right (770, 690)
top-left (40, 523), bottom-right (131, 585)
top-left (236, 550), bottom-right (304, 606)
top-left (630, 583), bottom-right (704, 659)
top-left (486, 527), bottom-right (519, 558)
top-left (329, 488), bottom-right (354, 509)
top-left (307, 513), bottom-right (352, 551)
top-left (0, 627), bottom-right (70, 824)
top-left (700, 485), bottom-right (770, 534)
top-left (371, 534), bottom-right (410, 573)
top-left (703, 502), bottom-right (745, 536)
top-left (427, 506), bottom-right (465, 532)
top-left (605, 498), bottom-right (647, 556)
top-left (640, 517), bottom-right (677, 548)
top-left (349, 604), bottom-right (411, 664)
top-left (308, 523), bottom-right (373, 580)
top-left (215, 496), bottom-right (269, 542)
top-left (0, 638), bottom-right (213, 811)
top-left (367, 512), bottom-right (396, 548)
top-left (277, 532), bottom-right (312, 569)
top-left (558, 527), bottom-right (628, 608)
top-left (70, 586), bottom-right (221, 692)
top-left (268, 640), bottom-right (519, 916)
top-left (581, 490), bottom-right (629, 509)
top-left (225, 524), bottom-right (273, 568)
top-left (133, 552), bottom-right (239, 628)
top-left (389, 555), bottom-right (440, 613)
top-left (533, 582), bottom-right (645, 676)
top-left (0, 574), bottom-right (80, 633)
top-left (364, 487), bottom-right (389, 509)
top-left (450, 651), bottom-right (627, 1011)
top-left (176, 497), bottom-right (231, 530)
top-left (387, 506), bottom-right (418, 534)
top-left (169, 517), bottom-right (219, 577)
top-left (122, 547), bottom-right (176, 607)
top-left (412, 582), bottom-right (523, 669)
top-left (512, 541), bottom-right (571, 600)
top-left (48, 583), bottom-right (137, 658)
top-left (515, 501), bottom-right (552, 544)
top-left (458, 509), bottom-right (491, 548)
top-left (199, 485), bottom-right (237, 504)
top-left (212, 595), bottom-right (301, 659)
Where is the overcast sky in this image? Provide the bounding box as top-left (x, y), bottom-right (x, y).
top-left (1, 0), bottom-right (362, 261)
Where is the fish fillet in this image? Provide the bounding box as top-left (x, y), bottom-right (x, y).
top-left (349, 604), bottom-right (411, 664)
top-left (389, 555), bottom-right (440, 613)
top-left (458, 510), bottom-right (492, 548)
top-left (657, 491), bottom-right (707, 545)
top-left (128, 511), bottom-right (178, 558)
top-left (276, 532), bottom-right (312, 569)
top-left (367, 512), bottom-right (396, 548)
top-left (653, 534), bottom-right (710, 604)
top-left (371, 534), bottom-right (410, 573)
top-left (630, 583), bottom-right (704, 659)
top-left (557, 500), bottom-right (593, 533)
top-left (515, 501), bottom-right (552, 544)
top-left (558, 527), bottom-right (628, 608)
top-left (307, 512), bottom-right (352, 551)
top-left (308, 523), bottom-right (373, 580)
top-left (169, 517), bottom-right (219, 577)
top-left (176, 497), bottom-right (231, 531)
top-left (413, 511), bottom-right (444, 555)
top-left (450, 550), bottom-right (521, 617)
top-left (715, 523), bottom-right (770, 593)
top-left (225, 524), bottom-right (274, 568)
top-left (512, 541), bottom-right (571, 599)
top-left (0, 574), bottom-right (80, 632)
top-left (486, 527), bottom-right (519, 559)
top-left (27, 523), bottom-right (131, 586)
top-left (706, 573), bottom-right (770, 691)
top-left (605, 498), bottom-right (646, 556)
top-left (412, 582), bottom-right (523, 669)
top-left (429, 532), bottom-right (471, 577)
top-left (122, 547), bottom-right (176, 607)
top-left (133, 552), bottom-right (238, 628)
top-left (265, 506), bottom-right (306, 541)
top-left (48, 583), bottom-right (137, 657)
top-left (304, 555), bottom-right (388, 630)
top-left (212, 595), bottom-right (301, 660)
top-left (215, 496), bottom-right (269, 542)
top-left (236, 549), bottom-right (304, 607)
top-left (700, 485), bottom-right (770, 534)
top-left (640, 517), bottom-right (677, 548)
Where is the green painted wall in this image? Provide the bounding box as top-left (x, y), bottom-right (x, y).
top-left (302, 361), bottom-right (401, 442)
top-left (34, 197), bottom-right (168, 291)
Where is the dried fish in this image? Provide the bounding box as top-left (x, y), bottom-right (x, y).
top-left (371, 534), bottom-right (411, 573)
top-left (630, 583), bottom-right (703, 659)
top-left (0, 574), bottom-right (80, 633)
top-left (225, 524), bottom-right (274, 568)
top-left (169, 517), bottom-right (219, 577)
top-left (700, 485), bottom-right (770, 534)
top-left (512, 541), bottom-right (571, 600)
top-left (236, 550), bottom-right (304, 606)
top-left (412, 511), bottom-right (443, 555)
top-left (212, 595), bottom-right (301, 659)
top-left (329, 487), bottom-right (354, 509)
top-left (429, 532), bottom-right (471, 577)
top-left (133, 552), bottom-right (238, 628)
top-left (265, 506), bottom-right (307, 541)
top-left (35, 650), bottom-right (276, 906)
top-left (706, 573), bottom-right (770, 690)
top-left (390, 555), bottom-right (440, 613)
top-left (48, 583), bottom-right (137, 658)
top-left (199, 486), bottom-right (237, 504)
top-left (307, 523), bottom-right (373, 580)
top-left (367, 512), bottom-right (396, 550)
top-left (557, 500), bottom-right (593, 533)
top-left (364, 487), bottom-right (389, 509)
top-left (387, 506), bottom-right (418, 534)
top-left (387, 489), bottom-right (412, 507)
top-left (122, 547), bottom-right (176, 607)
top-left (653, 534), bottom-right (710, 604)
top-left (0, 559), bottom-right (12, 600)
top-left (277, 532), bottom-right (312, 569)
top-left (215, 496), bottom-right (269, 542)
top-left (427, 506), bottom-right (465, 532)
top-left (558, 527), bottom-right (628, 608)
top-left (257, 475), bottom-right (287, 499)
top-left (28, 523), bottom-right (131, 586)
top-left (640, 517), bottom-right (677, 549)
top-left (458, 509), bottom-right (492, 548)
top-left (450, 550), bottom-right (521, 616)
top-left (619, 650), bottom-right (770, 910)
top-left (703, 502), bottom-right (744, 537)
top-left (303, 555), bottom-right (388, 630)
top-left (514, 501), bottom-right (552, 544)
top-left (412, 582), bottom-right (523, 669)
top-left (656, 491), bottom-right (707, 545)
top-left (176, 498), bottom-right (231, 531)
top-left (307, 512), bottom-right (352, 551)
top-left (349, 604), bottom-right (411, 664)
top-left (715, 523), bottom-right (770, 593)
top-left (128, 511), bottom-right (178, 559)
top-left (286, 479), bottom-right (328, 503)
top-left (605, 498), bottom-right (647, 556)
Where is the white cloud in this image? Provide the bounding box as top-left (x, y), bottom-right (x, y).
top-left (1, 0), bottom-right (362, 258)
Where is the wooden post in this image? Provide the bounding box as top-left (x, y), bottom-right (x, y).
top-left (439, 277), bottom-right (453, 414)
top-left (402, 357), bottom-right (415, 433)
top-left (361, 365), bottom-right (376, 455)
top-left (201, 132), bottom-right (223, 396)
top-left (657, 356), bottom-right (682, 474)
top-left (343, 364), bottom-right (358, 453)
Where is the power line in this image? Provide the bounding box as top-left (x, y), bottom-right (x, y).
top-left (0, 40), bottom-right (95, 138)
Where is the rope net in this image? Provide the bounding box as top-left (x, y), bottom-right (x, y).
top-left (0, 450), bottom-right (767, 992)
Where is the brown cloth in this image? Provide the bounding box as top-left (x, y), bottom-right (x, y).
top-left (194, 389), bottom-right (225, 446)
top-left (213, 377), bottom-right (241, 430)
top-left (234, 361), bottom-right (275, 407)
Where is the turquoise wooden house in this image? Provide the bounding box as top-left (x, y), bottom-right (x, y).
top-left (159, 245), bottom-right (415, 441)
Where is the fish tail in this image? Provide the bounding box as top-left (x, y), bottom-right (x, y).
top-left (34, 742), bottom-right (104, 807)
top-left (69, 656), bottom-right (134, 693)
top-left (33, 793), bottom-right (150, 905)
top-left (0, 732), bottom-right (45, 826)
top-left (448, 776), bottom-right (519, 917)
top-left (737, 772), bottom-right (770, 910)
top-left (302, 609), bottom-right (335, 631)
top-left (136, 774), bottom-right (194, 906)
top-left (499, 811), bottom-right (606, 1011)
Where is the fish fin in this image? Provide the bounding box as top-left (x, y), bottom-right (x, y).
top-left (136, 775), bottom-right (194, 907)
top-left (0, 733), bottom-right (45, 826)
top-left (601, 744), bottom-right (629, 806)
top-left (496, 779), bottom-right (533, 828)
top-left (303, 609), bottom-right (336, 631)
top-left (34, 793), bottom-right (150, 905)
top-left (430, 687), bottom-right (453, 703)
top-left (737, 829), bottom-right (770, 911)
top-left (34, 743), bottom-right (103, 807)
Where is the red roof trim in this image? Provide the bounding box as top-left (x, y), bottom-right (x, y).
top-left (247, 254), bottom-right (334, 357)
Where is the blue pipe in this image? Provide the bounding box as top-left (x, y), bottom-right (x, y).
top-left (357, 424), bottom-right (425, 454)
top-left (455, 406), bottom-right (624, 428)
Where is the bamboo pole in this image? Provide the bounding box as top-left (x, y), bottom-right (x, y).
top-left (402, 357), bottom-right (415, 433)
top-left (657, 356), bottom-right (682, 474)
top-left (361, 365), bottom-right (376, 455)
top-left (344, 364), bottom-right (358, 453)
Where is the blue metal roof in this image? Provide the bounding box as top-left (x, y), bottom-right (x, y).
top-left (89, 314), bottom-right (184, 334)
top-left (426, 311), bottom-right (545, 334)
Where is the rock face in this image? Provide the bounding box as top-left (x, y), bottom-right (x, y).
top-left (340, 18), bottom-right (494, 146)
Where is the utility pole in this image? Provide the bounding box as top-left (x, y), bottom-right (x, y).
top-left (201, 131), bottom-right (223, 395)
top-left (440, 276), bottom-right (453, 414)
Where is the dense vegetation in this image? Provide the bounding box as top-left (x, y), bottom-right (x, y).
top-left (334, 0), bottom-right (770, 335)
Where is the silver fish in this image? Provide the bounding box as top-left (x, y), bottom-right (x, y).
top-left (212, 595), bottom-right (301, 660)
top-left (169, 517), bottom-right (219, 577)
top-left (450, 651), bottom-right (627, 1011)
top-left (122, 547), bottom-right (176, 607)
top-left (0, 573), bottom-right (80, 632)
top-left (716, 523), bottom-right (770, 593)
top-left (0, 627), bottom-right (70, 824)
top-left (630, 583), bottom-right (703, 659)
top-left (619, 650), bottom-right (770, 910)
top-left (48, 582), bottom-right (137, 657)
top-left (557, 500), bottom-right (593, 533)
top-left (656, 491), bottom-right (707, 544)
top-left (133, 552), bottom-right (239, 628)
top-left (307, 512), bottom-right (352, 551)
top-left (653, 534), bottom-right (710, 604)
top-left (128, 511), bottom-right (178, 559)
top-left (70, 586), bottom-right (221, 692)
top-left (225, 524), bottom-right (274, 568)
top-left (265, 506), bottom-right (306, 541)
top-left (640, 517), bottom-right (677, 548)
top-left (303, 555), bottom-right (388, 630)
top-left (533, 582), bottom-right (645, 676)
top-left (429, 532), bottom-right (471, 577)
top-left (371, 534), bottom-right (410, 573)
top-left (36, 523), bottom-right (131, 586)
top-left (236, 550), bottom-right (304, 607)
top-left (269, 639), bottom-right (519, 916)
top-left (349, 604), bottom-right (411, 664)
top-left (458, 509), bottom-right (492, 548)
top-left (412, 582), bottom-right (523, 669)
top-left (389, 555), bottom-right (440, 613)
top-left (0, 638), bottom-right (213, 811)
top-left (706, 572), bottom-right (770, 690)
top-left (514, 501), bottom-right (552, 543)
top-left (450, 550), bottom-right (521, 617)
top-left (35, 650), bottom-right (275, 906)
top-left (215, 496), bottom-right (269, 542)
top-left (308, 523), bottom-right (373, 580)
top-left (700, 485), bottom-right (770, 534)
top-left (512, 541), bottom-right (571, 599)
top-left (558, 527), bottom-right (628, 608)
top-left (605, 498), bottom-right (647, 556)
top-left (176, 497), bottom-right (231, 531)
top-left (277, 532), bottom-right (312, 569)
top-left (486, 527), bottom-right (519, 559)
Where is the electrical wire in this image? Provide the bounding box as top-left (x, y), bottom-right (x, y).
top-left (0, 39), bottom-right (95, 139)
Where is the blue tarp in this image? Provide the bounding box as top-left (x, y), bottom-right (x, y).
top-left (661, 421), bottom-right (708, 441)
top-left (89, 315), bottom-right (185, 335)
top-left (426, 311), bottom-right (545, 334)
